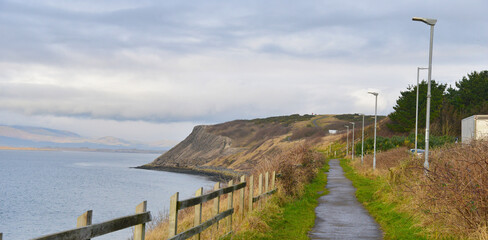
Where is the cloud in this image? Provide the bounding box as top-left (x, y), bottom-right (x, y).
top-left (0, 0), bottom-right (487, 141)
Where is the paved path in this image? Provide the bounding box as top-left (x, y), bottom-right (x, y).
top-left (309, 159), bottom-right (383, 239)
top-left (312, 115), bottom-right (328, 128)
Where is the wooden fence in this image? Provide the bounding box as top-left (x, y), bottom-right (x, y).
top-left (1, 171), bottom-right (276, 240)
top-left (30, 201), bottom-right (151, 240)
top-left (168, 171), bottom-right (276, 240)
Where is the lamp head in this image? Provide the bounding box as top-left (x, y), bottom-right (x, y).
top-left (412, 17), bottom-right (437, 26)
top-left (350, 122), bottom-right (355, 125)
top-left (368, 91), bottom-right (378, 96)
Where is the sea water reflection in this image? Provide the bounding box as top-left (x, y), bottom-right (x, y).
top-left (0, 150), bottom-right (215, 240)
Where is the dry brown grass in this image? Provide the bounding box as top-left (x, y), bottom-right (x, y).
top-left (350, 140), bottom-right (488, 239)
top-left (352, 146), bottom-right (411, 174)
top-left (411, 141), bottom-right (488, 238)
top-left (145, 143), bottom-right (324, 240)
top-left (254, 143), bottom-right (325, 196)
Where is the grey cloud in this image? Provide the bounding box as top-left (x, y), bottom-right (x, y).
top-left (0, 0), bottom-right (487, 128)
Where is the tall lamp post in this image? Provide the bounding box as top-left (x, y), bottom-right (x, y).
top-left (350, 122), bottom-right (355, 160)
top-left (412, 17), bottom-right (437, 171)
top-left (415, 67), bottom-right (428, 154)
top-left (345, 125), bottom-right (349, 157)
top-left (368, 91), bottom-right (378, 170)
top-left (361, 114), bottom-right (365, 165)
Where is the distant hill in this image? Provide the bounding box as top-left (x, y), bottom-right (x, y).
top-left (0, 125), bottom-right (173, 152)
top-left (143, 114), bottom-right (381, 173)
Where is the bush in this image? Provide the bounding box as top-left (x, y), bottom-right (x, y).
top-left (355, 133), bottom-right (455, 155)
top-left (352, 140), bottom-right (488, 239)
top-left (257, 144), bottom-right (325, 196)
top-left (414, 141), bottom-right (488, 238)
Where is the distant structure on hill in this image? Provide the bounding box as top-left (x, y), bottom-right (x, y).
top-left (329, 130), bottom-right (338, 134)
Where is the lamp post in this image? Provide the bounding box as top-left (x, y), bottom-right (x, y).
top-left (415, 67), bottom-right (428, 154)
top-left (361, 114), bottom-right (365, 165)
top-left (368, 91), bottom-right (378, 170)
top-left (345, 125), bottom-right (349, 157)
top-left (350, 122), bottom-right (355, 160)
top-left (412, 17), bottom-right (437, 171)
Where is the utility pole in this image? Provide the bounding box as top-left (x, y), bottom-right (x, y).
top-left (368, 92), bottom-right (379, 170)
top-left (345, 125), bottom-right (349, 157)
top-left (361, 114), bottom-right (365, 165)
top-left (350, 122), bottom-right (355, 160)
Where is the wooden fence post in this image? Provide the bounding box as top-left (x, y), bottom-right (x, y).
top-left (77, 210), bottom-right (93, 228)
top-left (239, 175), bottom-right (245, 219)
top-left (248, 175), bottom-right (254, 212)
top-left (213, 182), bottom-right (221, 235)
top-left (134, 201), bottom-right (147, 240)
top-left (265, 172), bottom-right (269, 194)
top-left (194, 187), bottom-right (203, 240)
top-left (76, 210), bottom-right (93, 240)
top-left (168, 192), bottom-right (179, 238)
top-left (258, 173), bottom-right (263, 208)
top-left (1, 232), bottom-right (3, 240)
top-left (272, 171), bottom-right (276, 190)
top-left (227, 180), bottom-right (234, 233)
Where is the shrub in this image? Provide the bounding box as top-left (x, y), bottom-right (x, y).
top-left (273, 144), bottom-right (325, 196)
top-left (414, 141), bottom-right (488, 238)
top-left (289, 127), bottom-right (325, 141)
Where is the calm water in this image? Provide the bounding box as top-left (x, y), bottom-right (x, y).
top-left (0, 150), bottom-right (215, 240)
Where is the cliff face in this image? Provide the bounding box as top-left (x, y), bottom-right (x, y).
top-left (144, 114), bottom-right (375, 173)
top-left (147, 125), bottom-right (239, 168)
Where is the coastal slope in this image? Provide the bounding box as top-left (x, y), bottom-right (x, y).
top-left (143, 114), bottom-right (380, 175)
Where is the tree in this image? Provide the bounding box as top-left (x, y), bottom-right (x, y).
top-left (435, 70), bottom-right (488, 136)
top-left (388, 80), bottom-right (446, 132)
top-left (447, 71), bottom-right (488, 114)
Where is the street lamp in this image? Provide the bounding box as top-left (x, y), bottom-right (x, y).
top-left (412, 17), bottom-right (437, 171)
top-left (368, 91), bottom-right (378, 170)
top-left (361, 114), bottom-right (365, 165)
top-left (415, 67), bottom-right (428, 154)
top-left (350, 122), bottom-right (355, 160)
top-left (345, 125), bottom-right (349, 157)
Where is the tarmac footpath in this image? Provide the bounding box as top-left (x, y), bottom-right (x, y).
top-left (309, 159), bottom-right (383, 239)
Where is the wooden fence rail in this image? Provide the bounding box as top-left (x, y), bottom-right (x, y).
top-left (31, 201), bottom-right (150, 240)
top-left (3, 171), bottom-right (277, 240)
top-left (168, 171), bottom-right (276, 240)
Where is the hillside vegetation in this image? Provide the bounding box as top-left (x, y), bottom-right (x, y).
top-left (345, 140), bottom-right (488, 239)
top-left (143, 114), bottom-right (378, 175)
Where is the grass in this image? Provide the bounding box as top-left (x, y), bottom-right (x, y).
top-left (339, 158), bottom-right (428, 240)
top-left (232, 160), bottom-right (330, 239)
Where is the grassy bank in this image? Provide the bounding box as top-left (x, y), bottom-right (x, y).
top-left (344, 140), bottom-right (488, 239)
top-left (232, 160), bottom-right (329, 239)
top-left (144, 144), bottom-right (327, 240)
top-left (340, 158), bottom-right (427, 240)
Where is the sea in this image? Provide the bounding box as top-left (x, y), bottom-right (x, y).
top-left (0, 150), bottom-right (216, 240)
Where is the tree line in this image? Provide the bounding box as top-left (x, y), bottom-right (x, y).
top-left (387, 70), bottom-right (488, 136)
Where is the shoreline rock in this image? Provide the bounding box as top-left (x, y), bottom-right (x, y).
top-left (134, 165), bottom-right (241, 182)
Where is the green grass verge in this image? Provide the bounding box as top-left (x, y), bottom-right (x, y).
top-left (232, 160), bottom-right (330, 240)
top-left (339, 158), bottom-right (428, 240)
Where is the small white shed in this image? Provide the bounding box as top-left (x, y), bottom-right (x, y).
top-left (461, 115), bottom-right (488, 143)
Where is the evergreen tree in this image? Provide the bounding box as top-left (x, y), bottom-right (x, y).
top-left (388, 80), bottom-right (446, 132)
top-left (447, 70), bottom-right (488, 114)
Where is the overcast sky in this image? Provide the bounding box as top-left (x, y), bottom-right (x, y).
top-left (0, 0), bottom-right (487, 143)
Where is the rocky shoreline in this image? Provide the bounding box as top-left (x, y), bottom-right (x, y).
top-left (135, 165), bottom-right (242, 182)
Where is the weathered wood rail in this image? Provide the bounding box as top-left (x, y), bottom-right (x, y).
top-left (30, 201), bottom-right (150, 240)
top-left (2, 171), bottom-right (277, 240)
top-left (168, 171), bottom-right (276, 240)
